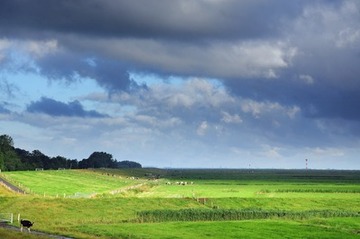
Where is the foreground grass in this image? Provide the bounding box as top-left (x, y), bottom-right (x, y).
top-left (0, 228), bottom-right (50, 239)
top-left (0, 197), bottom-right (205, 238)
top-left (77, 219), bottom-right (360, 239)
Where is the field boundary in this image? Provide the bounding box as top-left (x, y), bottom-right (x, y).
top-left (134, 208), bottom-right (360, 223)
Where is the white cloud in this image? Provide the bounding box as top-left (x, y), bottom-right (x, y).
top-left (23, 40), bottom-right (59, 58)
top-left (240, 99), bottom-right (301, 121)
top-left (259, 145), bottom-right (282, 159)
top-left (196, 121), bottom-right (208, 136)
top-left (221, 111), bottom-right (242, 124)
top-left (336, 27), bottom-right (360, 48)
top-left (0, 39), bottom-right (11, 62)
top-left (311, 147), bottom-right (345, 157)
top-left (292, 0), bottom-right (360, 50)
top-left (299, 74), bottom-right (315, 85)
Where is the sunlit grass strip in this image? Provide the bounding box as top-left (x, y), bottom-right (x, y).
top-left (135, 209), bottom-right (359, 223)
top-left (274, 189), bottom-right (360, 193)
top-left (258, 189), bottom-right (360, 193)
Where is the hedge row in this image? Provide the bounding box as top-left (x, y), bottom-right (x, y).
top-left (258, 189), bottom-right (360, 194)
top-left (135, 209), bottom-right (359, 223)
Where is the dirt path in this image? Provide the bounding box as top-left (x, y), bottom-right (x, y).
top-left (0, 176), bottom-right (26, 194)
top-left (0, 223), bottom-right (74, 239)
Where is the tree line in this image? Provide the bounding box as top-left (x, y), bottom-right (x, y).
top-left (0, 134), bottom-right (141, 171)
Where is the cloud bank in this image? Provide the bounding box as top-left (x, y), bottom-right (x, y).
top-left (0, 0), bottom-right (359, 169)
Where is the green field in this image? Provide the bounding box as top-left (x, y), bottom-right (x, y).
top-left (0, 169), bottom-right (359, 238)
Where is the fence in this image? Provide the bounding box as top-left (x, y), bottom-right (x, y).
top-left (0, 213), bottom-right (13, 224)
top-left (68, 192), bottom-right (96, 198)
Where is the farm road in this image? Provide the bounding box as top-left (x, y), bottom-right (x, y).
top-left (0, 223), bottom-right (74, 239)
top-left (0, 176), bottom-right (26, 194)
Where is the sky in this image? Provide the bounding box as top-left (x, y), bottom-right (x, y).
top-left (0, 0), bottom-right (360, 169)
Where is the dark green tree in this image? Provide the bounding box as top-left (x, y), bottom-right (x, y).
top-left (117, 160), bottom-right (142, 168)
top-left (79, 151), bottom-right (117, 168)
top-left (30, 150), bottom-right (50, 169)
top-left (0, 134), bottom-right (22, 171)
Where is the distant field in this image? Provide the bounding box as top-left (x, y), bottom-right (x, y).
top-left (0, 168), bottom-right (359, 239)
top-left (138, 180), bottom-right (360, 199)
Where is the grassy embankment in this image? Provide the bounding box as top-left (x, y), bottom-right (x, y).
top-left (0, 168), bottom-right (359, 238)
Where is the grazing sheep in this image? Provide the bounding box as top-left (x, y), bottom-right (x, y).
top-left (20, 219), bottom-right (34, 232)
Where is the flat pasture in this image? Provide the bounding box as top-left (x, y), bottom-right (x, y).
top-left (2, 169), bottom-right (139, 197)
top-left (142, 179), bottom-right (360, 199)
top-left (0, 168), bottom-right (359, 238)
top-left (78, 219), bottom-right (360, 239)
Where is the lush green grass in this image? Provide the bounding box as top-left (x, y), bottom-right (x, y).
top-left (0, 197), bottom-right (205, 238)
top-left (137, 180), bottom-right (360, 199)
top-left (77, 219), bottom-right (360, 239)
top-left (2, 169), bottom-right (141, 197)
top-left (0, 228), bottom-right (50, 239)
top-left (0, 168), bottom-right (359, 238)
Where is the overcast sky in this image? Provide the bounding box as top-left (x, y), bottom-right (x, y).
top-left (1, 0), bottom-right (360, 169)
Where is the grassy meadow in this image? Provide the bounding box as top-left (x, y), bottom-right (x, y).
top-left (0, 168), bottom-right (359, 238)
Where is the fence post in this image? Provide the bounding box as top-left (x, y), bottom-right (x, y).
top-left (17, 213), bottom-right (21, 222)
top-left (10, 213), bottom-right (13, 224)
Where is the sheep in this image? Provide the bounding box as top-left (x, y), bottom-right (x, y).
top-left (20, 219), bottom-right (34, 232)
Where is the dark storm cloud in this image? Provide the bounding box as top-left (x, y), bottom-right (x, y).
top-left (226, 76), bottom-right (360, 121)
top-left (35, 50), bottom-right (142, 92)
top-left (27, 97), bottom-right (108, 118)
top-left (0, 0), bottom-right (307, 40)
top-left (1, 0), bottom-right (360, 124)
top-left (223, 0), bottom-right (360, 122)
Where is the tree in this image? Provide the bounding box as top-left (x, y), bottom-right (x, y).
top-left (0, 134), bottom-right (21, 171)
top-left (79, 151), bottom-right (117, 169)
top-left (31, 150), bottom-right (51, 169)
top-left (0, 134), bottom-right (14, 149)
top-left (15, 148), bottom-right (33, 170)
top-left (117, 160), bottom-right (142, 168)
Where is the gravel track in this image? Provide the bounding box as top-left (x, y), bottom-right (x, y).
top-left (0, 176), bottom-right (26, 194)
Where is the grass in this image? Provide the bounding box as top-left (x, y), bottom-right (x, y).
top-left (0, 185), bottom-right (16, 197)
top-left (76, 219), bottom-right (360, 239)
top-left (137, 180), bottom-right (360, 199)
top-left (2, 169), bottom-right (140, 197)
top-left (0, 228), bottom-right (50, 239)
top-left (0, 168), bottom-right (359, 238)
